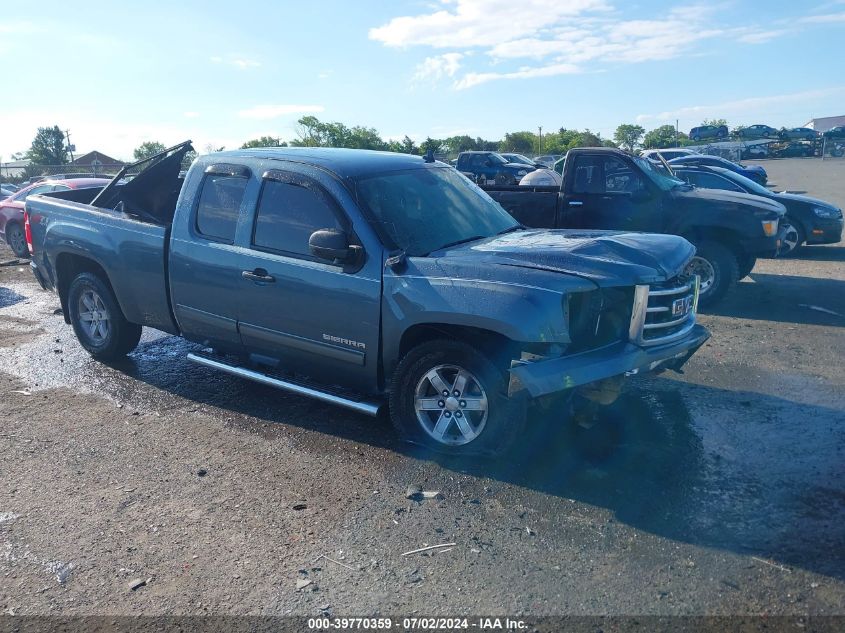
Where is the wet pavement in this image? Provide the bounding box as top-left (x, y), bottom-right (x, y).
top-left (0, 159), bottom-right (843, 615)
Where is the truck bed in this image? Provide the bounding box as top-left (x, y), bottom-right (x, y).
top-left (26, 144), bottom-right (192, 336)
top-left (27, 192), bottom-right (179, 335)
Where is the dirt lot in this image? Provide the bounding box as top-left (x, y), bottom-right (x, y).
top-left (0, 158), bottom-right (843, 618)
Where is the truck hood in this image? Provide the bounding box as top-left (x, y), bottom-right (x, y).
top-left (674, 186), bottom-right (786, 217)
top-left (434, 229), bottom-right (695, 286)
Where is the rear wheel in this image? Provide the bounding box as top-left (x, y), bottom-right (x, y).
top-left (6, 222), bottom-right (28, 258)
top-left (685, 241), bottom-right (739, 307)
top-left (67, 272), bottom-right (142, 360)
top-left (389, 339), bottom-right (525, 457)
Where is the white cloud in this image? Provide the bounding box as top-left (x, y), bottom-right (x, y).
top-left (413, 53), bottom-right (464, 83)
top-left (183, 111), bottom-right (200, 119)
top-left (237, 105), bottom-right (326, 120)
top-left (736, 29), bottom-right (792, 44)
top-left (455, 62), bottom-right (580, 89)
top-left (635, 86), bottom-right (845, 125)
top-left (370, 1), bottom-right (807, 90)
top-left (210, 55), bottom-right (261, 69)
top-left (369, 0), bottom-right (610, 48)
top-left (799, 11), bottom-right (845, 23)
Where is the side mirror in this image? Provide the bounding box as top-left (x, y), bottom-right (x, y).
top-left (309, 228), bottom-right (354, 262)
top-left (485, 159), bottom-right (493, 167)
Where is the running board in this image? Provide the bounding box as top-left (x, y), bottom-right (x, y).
top-left (186, 352), bottom-right (381, 417)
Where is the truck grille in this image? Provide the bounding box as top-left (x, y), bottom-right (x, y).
top-left (629, 275), bottom-right (699, 346)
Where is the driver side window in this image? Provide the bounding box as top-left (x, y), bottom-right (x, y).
top-left (251, 178), bottom-right (344, 261)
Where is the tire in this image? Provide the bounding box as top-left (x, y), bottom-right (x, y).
top-left (67, 272), bottom-right (142, 360)
top-left (389, 339), bottom-right (525, 457)
top-left (738, 255), bottom-right (757, 280)
top-left (5, 222), bottom-right (29, 259)
top-left (684, 240), bottom-right (740, 307)
top-left (779, 220), bottom-right (804, 257)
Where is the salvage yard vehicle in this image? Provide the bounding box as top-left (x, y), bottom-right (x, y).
top-left (735, 124), bottom-right (779, 140)
top-left (1, 177), bottom-right (111, 258)
top-left (671, 165), bottom-right (843, 256)
top-left (780, 127), bottom-right (818, 141)
top-left (455, 151), bottom-right (534, 185)
top-left (25, 143), bottom-right (709, 457)
top-left (668, 154), bottom-right (768, 185)
top-left (689, 124), bottom-right (728, 142)
top-left (481, 148), bottom-right (785, 306)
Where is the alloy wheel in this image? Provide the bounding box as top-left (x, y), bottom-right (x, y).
top-left (685, 256), bottom-right (716, 295)
top-left (77, 289), bottom-right (111, 344)
top-left (414, 364), bottom-right (488, 446)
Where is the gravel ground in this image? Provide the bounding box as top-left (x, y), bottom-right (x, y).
top-left (0, 158), bottom-right (843, 618)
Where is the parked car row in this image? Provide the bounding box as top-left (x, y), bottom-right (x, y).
top-left (688, 124), bottom-right (845, 142)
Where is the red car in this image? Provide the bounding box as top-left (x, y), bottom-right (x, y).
top-left (1, 178), bottom-right (110, 258)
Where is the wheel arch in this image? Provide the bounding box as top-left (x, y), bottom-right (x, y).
top-left (55, 252), bottom-right (120, 325)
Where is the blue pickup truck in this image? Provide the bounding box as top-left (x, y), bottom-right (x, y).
top-left (25, 142), bottom-right (709, 456)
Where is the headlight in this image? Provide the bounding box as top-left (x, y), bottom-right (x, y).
top-left (761, 219), bottom-right (779, 236)
top-left (813, 206), bottom-right (841, 219)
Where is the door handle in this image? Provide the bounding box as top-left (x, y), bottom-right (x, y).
top-left (242, 268), bottom-right (275, 283)
top-left (568, 200), bottom-right (584, 207)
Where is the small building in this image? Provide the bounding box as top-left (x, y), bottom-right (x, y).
top-left (803, 115), bottom-right (845, 133)
top-left (0, 159), bottom-right (31, 179)
top-left (72, 151), bottom-right (125, 175)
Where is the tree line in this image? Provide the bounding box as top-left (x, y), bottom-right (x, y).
top-left (4, 117), bottom-right (733, 182)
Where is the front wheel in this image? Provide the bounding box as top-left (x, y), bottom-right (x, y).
top-left (6, 222), bottom-right (29, 259)
top-left (738, 255), bottom-right (757, 279)
top-left (68, 272), bottom-right (142, 360)
top-left (685, 241), bottom-right (739, 307)
top-left (779, 221), bottom-right (804, 257)
top-left (389, 339), bottom-right (525, 457)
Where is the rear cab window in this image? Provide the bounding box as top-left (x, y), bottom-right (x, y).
top-left (195, 167), bottom-right (250, 243)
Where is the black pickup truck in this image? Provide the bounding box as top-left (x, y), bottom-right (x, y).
top-left (482, 148), bottom-right (787, 305)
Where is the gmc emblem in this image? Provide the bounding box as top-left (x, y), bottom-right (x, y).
top-left (672, 296), bottom-right (693, 317)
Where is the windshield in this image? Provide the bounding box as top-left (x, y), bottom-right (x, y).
top-left (355, 167), bottom-right (519, 256)
top-left (488, 153), bottom-right (508, 165)
top-left (504, 154), bottom-right (533, 165)
top-left (710, 167), bottom-right (770, 195)
top-left (634, 156), bottom-right (686, 191)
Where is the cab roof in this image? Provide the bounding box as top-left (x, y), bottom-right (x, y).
top-left (213, 147), bottom-right (445, 179)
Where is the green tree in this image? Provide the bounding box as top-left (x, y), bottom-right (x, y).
top-left (419, 137), bottom-right (442, 155)
top-left (442, 135), bottom-right (477, 154)
top-left (500, 131), bottom-right (537, 155)
top-left (613, 124), bottom-right (645, 153)
top-left (27, 126), bottom-right (69, 165)
top-left (133, 141), bottom-right (166, 161)
top-left (291, 116), bottom-right (387, 150)
top-left (643, 125), bottom-right (679, 149)
top-left (702, 118), bottom-right (728, 128)
top-left (388, 135), bottom-right (418, 154)
top-left (240, 136), bottom-right (286, 149)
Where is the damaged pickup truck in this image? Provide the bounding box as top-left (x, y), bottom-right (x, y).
top-left (25, 143), bottom-right (709, 456)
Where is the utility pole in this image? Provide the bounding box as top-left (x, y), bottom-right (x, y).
top-left (675, 119), bottom-right (679, 148)
top-left (538, 126), bottom-right (543, 155)
top-left (65, 129), bottom-right (75, 163)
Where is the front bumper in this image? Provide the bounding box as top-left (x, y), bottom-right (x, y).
top-left (741, 225), bottom-right (786, 257)
top-left (805, 217), bottom-right (844, 245)
top-left (508, 324), bottom-right (710, 398)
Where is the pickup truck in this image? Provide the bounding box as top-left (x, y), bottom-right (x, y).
top-left (25, 143), bottom-right (710, 457)
top-left (455, 151), bottom-right (535, 186)
top-left (482, 147), bottom-right (786, 306)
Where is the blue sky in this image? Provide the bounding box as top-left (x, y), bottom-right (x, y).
top-left (0, 0), bottom-right (843, 161)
